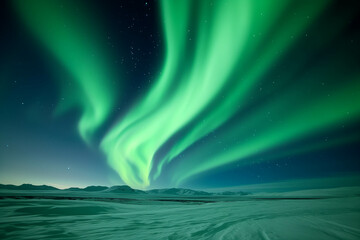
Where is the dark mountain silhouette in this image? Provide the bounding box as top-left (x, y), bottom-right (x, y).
top-left (65, 187), bottom-right (83, 191)
top-left (215, 191), bottom-right (250, 196)
top-left (83, 186), bottom-right (109, 192)
top-left (0, 184), bottom-right (58, 191)
top-left (0, 184), bottom-right (249, 196)
top-left (105, 185), bottom-right (146, 194)
top-left (147, 188), bottom-right (211, 196)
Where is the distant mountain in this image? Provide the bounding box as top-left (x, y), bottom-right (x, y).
top-left (214, 191), bottom-right (250, 196)
top-left (0, 184), bottom-right (249, 196)
top-left (0, 184), bottom-right (58, 191)
top-left (0, 184), bottom-right (18, 190)
top-left (147, 188), bottom-right (250, 196)
top-left (105, 185), bottom-right (146, 194)
top-left (65, 187), bottom-right (83, 191)
top-left (147, 188), bottom-right (212, 196)
top-left (83, 186), bottom-right (109, 192)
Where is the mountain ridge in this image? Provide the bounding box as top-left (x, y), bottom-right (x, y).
top-left (0, 183), bottom-right (249, 196)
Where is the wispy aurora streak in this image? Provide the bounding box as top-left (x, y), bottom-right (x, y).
top-left (14, 0), bottom-right (118, 143)
top-left (103, 0), bottom-right (359, 189)
top-left (14, 0), bottom-right (360, 189)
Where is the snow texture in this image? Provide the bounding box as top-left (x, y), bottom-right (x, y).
top-left (0, 187), bottom-right (359, 239)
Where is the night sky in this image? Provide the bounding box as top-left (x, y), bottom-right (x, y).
top-left (0, 0), bottom-right (360, 190)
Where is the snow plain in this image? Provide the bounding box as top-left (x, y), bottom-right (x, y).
top-left (1, 187), bottom-right (360, 240)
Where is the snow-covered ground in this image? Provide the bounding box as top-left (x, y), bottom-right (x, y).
top-left (1, 187), bottom-right (360, 239)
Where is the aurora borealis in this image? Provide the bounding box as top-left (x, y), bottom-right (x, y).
top-left (0, 0), bottom-right (360, 189)
top-left (13, 0), bottom-right (119, 143)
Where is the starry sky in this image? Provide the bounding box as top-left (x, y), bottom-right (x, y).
top-left (0, 0), bottom-right (360, 190)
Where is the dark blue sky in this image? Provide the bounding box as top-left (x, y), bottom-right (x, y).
top-left (0, 0), bottom-right (360, 189)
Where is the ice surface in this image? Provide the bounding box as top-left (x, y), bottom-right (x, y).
top-left (1, 187), bottom-right (360, 239)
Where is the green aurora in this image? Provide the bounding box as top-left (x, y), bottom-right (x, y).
top-left (13, 0), bottom-right (360, 189)
top-left (14, 0), bottom-right (119, 143)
